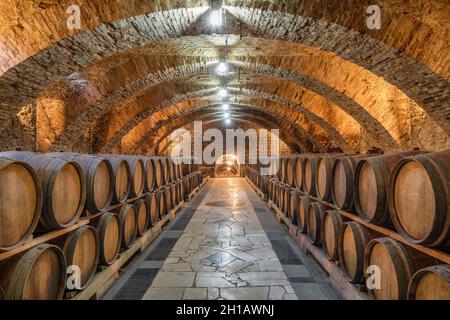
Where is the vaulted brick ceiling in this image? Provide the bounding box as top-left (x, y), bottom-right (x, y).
top-left (0, 0), bottom-right (449, 154)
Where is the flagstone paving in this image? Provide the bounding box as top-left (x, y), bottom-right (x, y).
top-left (104, 178), bottom-right (339, 300)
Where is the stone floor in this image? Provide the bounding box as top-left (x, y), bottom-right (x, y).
top-left (104, 178), bottom-right (339, 300)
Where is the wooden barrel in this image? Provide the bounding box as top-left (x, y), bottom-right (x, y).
top-left (354, 151), bottom-right (425, 226)
top-left (294, 156), bottom-right (304, 189)
top-left (303, 156), bottom-right (321, 196)
top-left (182, 163), bottom-right (192, 176)
top-left (114, 204), bottom-right (137, 249)
top-left (145, 193), bottom-right (159, 227)
top-left (153, 157), bottom-right (163, 188)
top-left (316, 154), bottom-right (343, 202)
top-left (134, 199), bottom-right (149, 237)
top-left (0, 157), bottom-right (42, 251)
top-left (278, 184), bottom-right (285, 210)
top-left (285, 156), bottom-right (297, 187)
top-left (0, 244), bottom-right (66, 299)
top-left (120, 156), bottom-right (145, 198)
top-left (182, 176), bottom-right (191, 196)
top-left (51, 153), bottom-right (113, 212)
top-left (408, 265), bottom-right (450, 300)
top-left (1, 152), bottom-right (86, 231)
top-left (142, 157), bottom-right (155, 192)
top-left (168, 158), bottom-right (176, 183)
top-left (307, 202), bottom-right (328, 245)
top-left (159, 157), bottom-right (170, 185)
top-left (107, 158), bottom-right (131, 204)
top-left (158, 190), bottom-right (167, 217)
top-left (170, 184), bottom-right (177, 207)
top-left (389, 150), bottom-right (450, 248)
top-left (60, 225), bottom-right (99, 290)
top-left (289, 190), bottom-right (300, 224)
top-left (164, 187), bottom-right (173, 212)
top-left (94, 212), bottom-right (121, 266)
top-left (332, 155), bottom-right (368, 211)
top-left (297, 196), bottom-right (312, 234)
top-left (282, 186), bottom-right (291, 216)
top-left (338, 222), bottom-right (371, 283)
top-left (321, 210), bottom-right (346, 261)
top-left (364, 237), bottom-right (436, 300)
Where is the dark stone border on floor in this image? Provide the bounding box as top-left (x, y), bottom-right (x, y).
top-left (102, 183), bottom-right (211, 300)
top-left (243, 183), bottom-right (341, 300)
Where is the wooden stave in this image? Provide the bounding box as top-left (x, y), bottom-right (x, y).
top-left (106, 157), bottom-right (131, 204)
top-left (61, 225), bottom-right (99, 291)
top-left (153, 157), bottom-right (164, 188)
top-left (353, 151), bottom-right (426, 227)
top-left (134, 199), bottom-right (149, 237)
top-left (145, 193), bottom-right (159, 227)
top-left (114, 204), bottom-right (138, 250)
top-left (282, 186), bottom-right (291, 216)
top-left (165, 187), bottom-right (173, 212)
top-left (118, 156), bottom-right (145, 198)
top-left (0, 244), bottom-right (66, 300)
top-left (364, 237), bottom-right (436, 300)
top-left (303, 156), bottom-right (321, 196)
top-left (338, 221), bottom-right (371, 283)
top-left (388, 151), bottom-right (450, 248)
top-left (297, 196), bottom-right (312, 234)
top-left (307, 202), bottom-right (328, 245)
top-left (321, 210), bottom-right (346, 261)
top-left (93, 212), bottom-right (122, 266)
top-left (407, 265), bottom-right (450, 300)
top-left (50, 153), bottom-right (114, 213)
top-left (294, 156), bottom-right (304, 190)
top-left (0, 156), bottom-right (43, 251)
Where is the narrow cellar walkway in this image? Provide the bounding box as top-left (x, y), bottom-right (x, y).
top-left (104, 178), bottom-right (339, 300)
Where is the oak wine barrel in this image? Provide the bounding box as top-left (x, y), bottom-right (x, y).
top-left (0, 244), bottom-right (66, 300)
top-left (388, 150), bottom-right (450, 248)
top-left (182, 176), bottom-right (191, 196)
top-left (282, 186), bottom-right (291, 216)
top-left (331, 155), bottom-right (368, 211)
top-left (321, 210), bottom-right (347, 261)
top-left (94, 212), bottom-right (121, 266)
top-left (316, 154), bottom-right (344, 202)
top-left (288, 190), bottom-right (300, 224)
top-left (60, 225), bottom-right (99, 290)
top-left (285, 156), bottom-right (297, 187)
top-left (408, 265), bottom-right (450, 300)
top-left (307, 202), bottom-right (328, 245)
top-left (297, 196), bottom-right (312, 234)
top-left (165, 186), bottom-right (173, 212)
top-left (0, 157), bottom-right (42, 251)
top-left (158, 190), bottom-right (167, 217)
top-left (338, 222), bottom-right (371, 283)
top-left (134, 199), bottom-right (149, 237)
top-left (51, 153), bottom-right (113, 212)
top-left (145, 193), bottom-right (159, 227)
top-left (353, 151), bottom-right (425, 226)
top-left (303, 156), bottom-right (321, 196)
top-left (158, 157), bottom-right (170, 185)
top-left (1, 152), bottom-right (86, 232)
top-left (294, 156), bottom-right (304, 189)
top-left (170, 184), bottom-right (177, 207)
top-left (119, 156), bottom-right (145, 198)
top-left (107, 157), bottom-right (131, 204)
top-left (364, 237), bottom-right (436, 300)
top-left (114, 204), bottom-right (137, 249)
top-left (142, 157), bottom-right (156, 192)
top-left (154, 157), bottom-right (164, 188)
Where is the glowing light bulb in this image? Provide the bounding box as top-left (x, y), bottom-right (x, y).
top-left (217, 61), bottom-right (228, 74)
top-left (219, 88), bottom-right (228, 97)
top-left (225, 118), bottom-right (231, 125)
top-left (224, 113), bottom-right (230, 118)
top-left (222, 103), bottom-right (229, 110)
top-left (210, 10), bottom-right (222, 26)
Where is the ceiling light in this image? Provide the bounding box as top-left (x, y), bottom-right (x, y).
top-left (216, 60), bottom-right (228, 74)
top-left (210, 10), bottom-right (222, 27)
top-left (225, 118), bottom-right (231, 125)
top-left (222, 103), bottom-right (229, 110)
top-left (219, 88), bottom-right (228, 97)
top-left (224, 113), bottom-right (230, 118)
